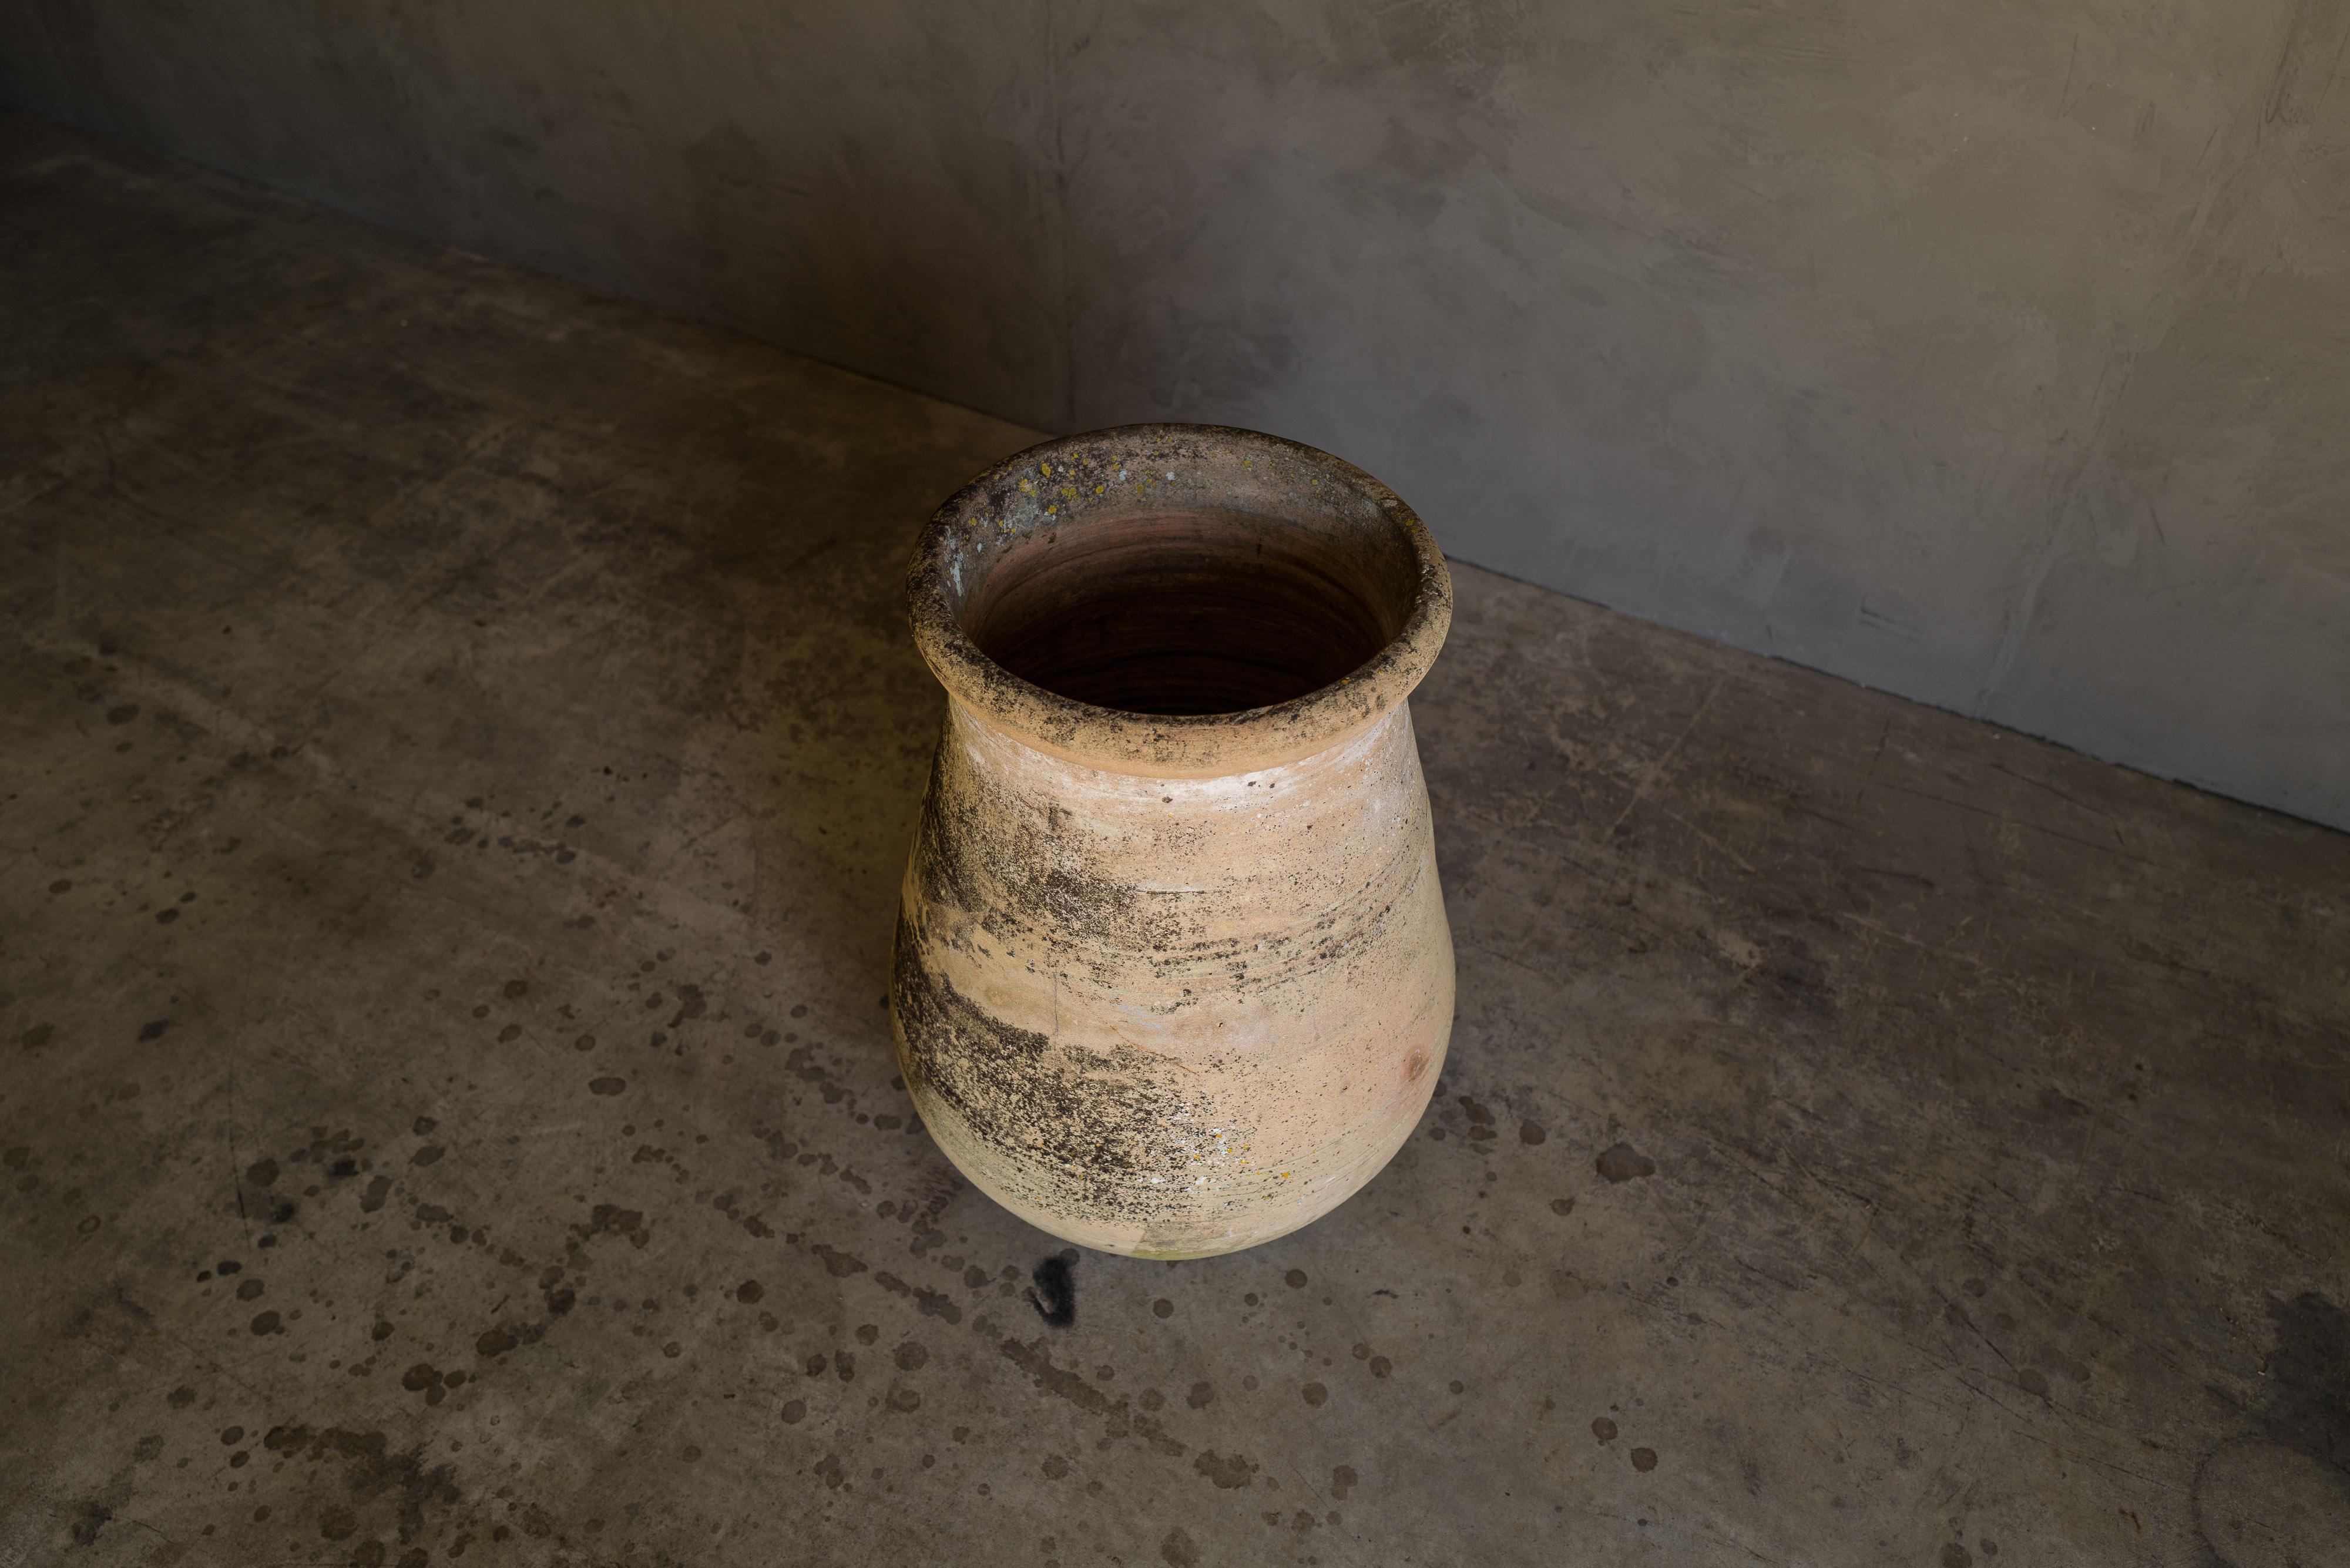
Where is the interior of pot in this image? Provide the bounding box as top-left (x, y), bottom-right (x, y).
top-left (959, 508), bottom-right (1422, 717)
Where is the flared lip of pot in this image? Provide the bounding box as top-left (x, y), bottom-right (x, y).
top-left (907, 423), bottom-right (1452, 779)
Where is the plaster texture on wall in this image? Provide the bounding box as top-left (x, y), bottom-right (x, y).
top-left (4, 1), bottom-right (2344, 825)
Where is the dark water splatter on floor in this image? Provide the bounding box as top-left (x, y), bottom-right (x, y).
top-left (1028, 1255), bottom-right (1076, 1328)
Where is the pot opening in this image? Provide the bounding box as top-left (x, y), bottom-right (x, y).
top-left (961, 509), bottom-right (1420, 717)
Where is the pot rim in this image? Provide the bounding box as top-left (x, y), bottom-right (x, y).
top-left (907, 423), bottom-right (1452, 777)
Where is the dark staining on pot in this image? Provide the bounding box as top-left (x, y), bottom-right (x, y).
top-left (914, 736), bottom-right (1181, 972)
top-left (916, 704), bottom-right (1428, 1009)
top-left (892, 928), bottom-right (1232, 1226)
top-left (909, 737), bottom-right (982, 919)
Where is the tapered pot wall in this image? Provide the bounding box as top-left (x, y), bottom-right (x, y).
top-left (891, 425), bottom-right (1454, 1259)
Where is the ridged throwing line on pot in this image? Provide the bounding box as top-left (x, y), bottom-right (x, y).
top-left (892, 424), bottom-right (1455, 1258)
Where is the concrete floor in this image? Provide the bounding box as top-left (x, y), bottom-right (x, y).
top-left (3, 113), bottom-right (2346, 1568)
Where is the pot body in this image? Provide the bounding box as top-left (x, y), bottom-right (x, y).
top-left (892, 423), bottom-right (1453, 1258)
top-left (893, 697), bottom-right (1452, 1258)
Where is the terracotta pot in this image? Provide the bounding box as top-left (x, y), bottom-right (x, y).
top-left (892, 425), bottom-right (1453, 1258)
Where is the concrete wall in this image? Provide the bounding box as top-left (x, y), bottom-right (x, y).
top-left (5, 1), bottom-right (2346, 828)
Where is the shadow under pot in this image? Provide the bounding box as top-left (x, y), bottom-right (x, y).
top-left (893, 424), bottom-right (1455, 1258)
